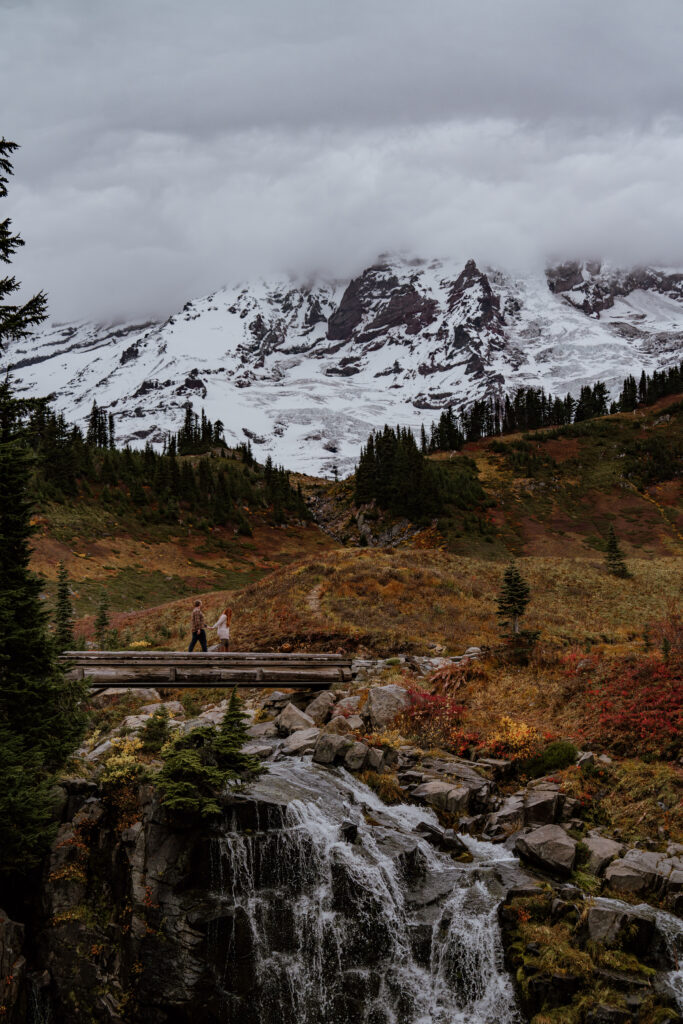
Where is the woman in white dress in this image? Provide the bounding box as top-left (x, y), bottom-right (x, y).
top-left (212, 607), bottom-right (233, 652)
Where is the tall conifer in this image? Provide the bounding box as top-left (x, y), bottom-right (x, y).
top-left (54, 560), bottom-right (75, 651)
top-left (94, 593), bottom-right (111, 648)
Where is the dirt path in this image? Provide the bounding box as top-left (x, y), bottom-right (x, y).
top-left (306, 582), bottom-right (324, 616)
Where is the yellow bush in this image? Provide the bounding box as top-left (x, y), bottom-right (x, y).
top-left (100, 736), bottom-right (146, 787)
top-left (488, 715), bottom-right (541, 761)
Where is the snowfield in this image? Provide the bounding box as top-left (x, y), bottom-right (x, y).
top-left (4, 256), bottom-right (682, 475)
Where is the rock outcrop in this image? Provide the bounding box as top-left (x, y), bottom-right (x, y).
top-left (515, 825), bottom-right (577, 877)
top-left (362, 684), bottom-right (411, 730)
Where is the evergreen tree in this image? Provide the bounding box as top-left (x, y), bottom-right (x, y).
top-left (156, 728), bottom-right (226, 817)
top-left (157, 691), bottom-right (260, 818)
top-left (0, 378), bottom-right (88, 877)
top-left (54, 560), bottom-right (75, 652)
top-left (214, 688), bottom-right (260, 776)
top-left (496, 561), bottom-right (531, 635)
top-left (604, 525), bottom-right (630, 579)
top-left (0, 139), bottom-right (47, 350)
top-left (94, 592), bottom-right (111, 648)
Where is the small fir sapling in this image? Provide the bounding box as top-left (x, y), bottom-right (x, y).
top-left (141, 706), bottom-right (170, 753)
top-left (156, 727), bottom-right (226, 817)
top-left (604, 524), bottom-right (631, 579)
top-left (496, 561), bottom-right (531, 636)
top-left (214, 687), bottom-right (261, 777)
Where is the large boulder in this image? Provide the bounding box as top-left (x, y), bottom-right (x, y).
top-left (413, 821), bottom-right (469, 856)
top-left (344, 742), bottom-right (369, 771)
top-left (582, 904), bottom-right (674, 969)
top-left (304, 691), bottom-right (336, 725)
top-left (277, 703), bottom-right (316, 735)
top-left (313, 733), bottom-right (353, 765)
top-left (362, 685), bottom-right (411, 730)
top-left (412, 780), bottom-right (470, 815)
top-left (281, 727), bottom-right (320, 756)
top-left (366, 747), bottom-right (385, 772)
top-left (604, 860), bottom-right (648, 894)
top-left (604, 849), bottom-right (668, 894)
top-left (524, 789), bottom-right (561, 826)
top-left (247, 721), bottom-right (279, 739)
top-left (120, 713), bottom-right (153, 731)
top-left (346, 715), bottom-right (365, 731)
top-left (331, 695), bottom-right (361, 718)
top-left (515, 825), bottom-right (577, 877)
top-left (485, 794), bottom-right (525, 835)
top-left (324, 716), bottom-right (354, 735)
top-left (583, 835), bottom-right (624, 876)
top-left (243, 741), bottom-right (276, 759)
top-left (90, 687), bottom-right (160, 706)
top-left (424, 760), bottom-right (491, 811)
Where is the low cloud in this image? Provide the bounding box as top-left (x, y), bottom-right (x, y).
top-left (3, 0), bottom-right (683, 320)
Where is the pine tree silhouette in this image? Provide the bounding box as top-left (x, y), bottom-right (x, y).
top-left (54, 560), bottom-right (75, 651)
top-left (0, 142), bottom-right (87, 878)
top-left (94, 593), bottom-right (111, 649)
top-left (496, 562), bottom-right (531, 635)
top-left (605, 525), bottom-right (630, 578)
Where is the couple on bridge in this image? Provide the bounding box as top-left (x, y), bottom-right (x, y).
top-left (188, 600), bottom-right (232, 653)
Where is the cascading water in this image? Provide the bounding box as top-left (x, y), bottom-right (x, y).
top-left (208, 760), bottom-right (523, 1024)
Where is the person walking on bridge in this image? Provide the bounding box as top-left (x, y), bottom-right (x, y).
top-left (211, 606), bottom-right (232, 652)
top-left (188, 599), bottom-right (207, 652)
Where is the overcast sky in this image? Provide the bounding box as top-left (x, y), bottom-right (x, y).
top-left (3, 0), bottom-right (683, 321)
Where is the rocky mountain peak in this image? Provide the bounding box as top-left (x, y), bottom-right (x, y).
top-left (3, 253), bottom-right (682, 475)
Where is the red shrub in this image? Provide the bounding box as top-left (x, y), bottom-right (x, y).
top-left (582, 657), bottom-right (682, 760)
top-left (394, 690), bottom-right (480, 755)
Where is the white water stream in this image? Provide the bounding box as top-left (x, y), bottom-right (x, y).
top-left (210, 761), bottom-right (523, 1023)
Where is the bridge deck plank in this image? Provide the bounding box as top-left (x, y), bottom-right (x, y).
top-left (59, 651), bottom-right (352, 689)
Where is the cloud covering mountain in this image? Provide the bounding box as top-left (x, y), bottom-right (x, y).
top-left (3, 0), bottom-right (683, 322)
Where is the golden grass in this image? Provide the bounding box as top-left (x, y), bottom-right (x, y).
top-left (559, 760), bottom-right (683, 845)
top-left (78, 548), bottom-right (682, 660)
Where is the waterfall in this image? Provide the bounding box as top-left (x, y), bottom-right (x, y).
top-left (209, 761), bottom-right (522, 1024)
top-left (27, 972), bottom-right (53, 1024)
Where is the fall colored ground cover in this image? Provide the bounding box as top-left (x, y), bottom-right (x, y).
top-left (34, 519), bottom-right (335, 617)
top-left (73, 548), bottom-right (682, 657)
top-left (447, 397), bottom-right (683, 558)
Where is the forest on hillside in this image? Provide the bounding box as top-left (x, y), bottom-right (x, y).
top-left (1, 388), bottom-right (309, 534)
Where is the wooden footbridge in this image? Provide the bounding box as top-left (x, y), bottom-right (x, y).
top-left (60, 651), bottom-right (353, 690)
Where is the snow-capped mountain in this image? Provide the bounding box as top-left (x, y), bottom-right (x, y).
top-left (4, 256), bottom-right (683, 475)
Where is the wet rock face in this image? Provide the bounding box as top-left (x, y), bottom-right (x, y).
top-left (500, 888), bottom-right (683, 1023)
top-left (38, 765), bottom-right (522, 1024)
top-left (0, 909), bottom-right (26, 1023)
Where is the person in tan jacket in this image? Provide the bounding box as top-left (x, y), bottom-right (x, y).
top-left (211, 607), bottom-right (233, 652)
top-left (188, 600), bottom-right (207, 652)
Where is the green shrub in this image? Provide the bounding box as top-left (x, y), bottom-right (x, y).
top-left (140, 706), bottom-right (170, 753)
top-left (156, 689), bottom-right (262, 817)
top-left (524, 739), bottom-right (578, 778)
